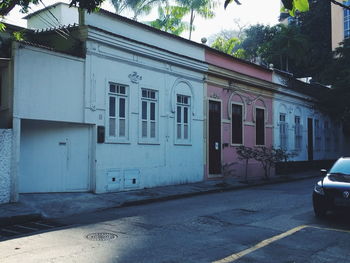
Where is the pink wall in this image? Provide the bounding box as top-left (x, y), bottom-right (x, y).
top-left (205, 49), bottom-right (272, 82)
top-left (207, 84), bottom-right (273, 180)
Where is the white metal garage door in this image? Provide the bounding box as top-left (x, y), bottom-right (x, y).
top-left (19, 120), bottom-right (91, 193)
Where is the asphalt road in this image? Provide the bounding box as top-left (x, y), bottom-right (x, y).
top-left (1, 177), bottom-right (350, 263)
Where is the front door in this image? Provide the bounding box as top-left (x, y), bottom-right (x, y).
top-left (209, 100), bottom-right (221, 175)
top-left (307, 118), bottom-right (314, 161)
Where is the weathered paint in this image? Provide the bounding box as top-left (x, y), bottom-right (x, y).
top-left (85, 28), bottom-right (206, 192)
top-left (206, 81), bottom-right (274, 179)
top-left (272, 72), bottom-right (350, 161)
top-left (10, 7), bottom-right (207, 194)
top-left (205, 48), bottom-right (274, 180)
top-left (205, 49), bottom-right (272, 82)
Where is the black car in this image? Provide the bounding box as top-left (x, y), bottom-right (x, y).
top-left (313, 157), bottom-right (350, 217)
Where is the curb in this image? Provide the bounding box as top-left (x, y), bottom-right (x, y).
top-left (0, 174), bottom-right (320, 222)
top-left (119, 174), bottom-right (320, 208)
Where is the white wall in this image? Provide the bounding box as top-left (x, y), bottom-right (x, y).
top-left (273, 91), bottom-right (346, 161)
top-left (85, 38), bottom-right (205, 192)
top-left (13, 44), bottom-right (85, 123)
top-left (0, 129), bottom-right (12, 204)
top-left (83, 10), bottom-right (205, 62)
top-left (27, 3), bottom-right (79, 29)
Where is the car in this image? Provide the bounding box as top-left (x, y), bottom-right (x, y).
top-left (313, 157), bottom-right (350, 217)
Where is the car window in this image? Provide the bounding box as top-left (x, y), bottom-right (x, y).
top-left (329, 159), bottom-right (350, 175)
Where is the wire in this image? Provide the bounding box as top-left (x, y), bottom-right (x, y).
top-left (39, 0), bottom-right (70, 34)
top-left (28, 6), bottom-right (69, 39)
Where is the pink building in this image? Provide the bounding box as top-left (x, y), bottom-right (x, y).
top-left (205, 48), bottom-right (275, 180)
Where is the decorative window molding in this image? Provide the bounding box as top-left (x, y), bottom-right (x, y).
top-left (279, 113), bottom-right (288, 150)
top-left (139, 88), bottom-right (158, 144)
top-left (255, 107), bottom-right (265, 146)
top-left (227, 91), bottom-right (246, 121)
top-left (170, 78), bottom-right (195, 115)
top-left (106, 82), bottom-right (129, 143)
top-left (175, 94), bottom-right (191, 145)
top-left (231, 103), bottom-right (243, 145)
top-left (294, 115), bottom-right (302, 151)
top-left (253, 99), bottom-right (268, 124)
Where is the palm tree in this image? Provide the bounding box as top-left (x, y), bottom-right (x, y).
top-left (176, 0), bottom-right (216, 40)
top-left (149, 5), bottom-right (189, 35)
top-left (111, 0), bottom-right (164, 20)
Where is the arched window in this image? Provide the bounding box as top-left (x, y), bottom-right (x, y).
top-left (228, 92), bottom-right (245, 145)
top-left (254, 99), bottom-right (267, 146)
top-left (171, 79), bottom-right (194, 145)
top-left (279, 104), bottom-right (288, 150)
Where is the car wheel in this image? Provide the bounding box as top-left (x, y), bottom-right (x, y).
top-left (313, 200), bottom-right (327, 217)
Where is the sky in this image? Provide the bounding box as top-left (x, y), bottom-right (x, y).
top-left (3, 0), bottom-right (281, 43)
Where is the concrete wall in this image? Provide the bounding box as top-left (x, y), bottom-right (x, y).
top-left (13, 44), bottom-right (85, 123)
top-left (27, 3), bottom-right (79, 29)
top-left (0, 129), bottom-right (12, 204)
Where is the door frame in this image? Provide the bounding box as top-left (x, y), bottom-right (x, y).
top-left (207, 98), bottom-right (223, 178)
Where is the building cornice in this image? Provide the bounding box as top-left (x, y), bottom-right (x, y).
top-left (84, 26), bottom-right (208, 74)
top-left (208, 64), bottom-right (318, 103)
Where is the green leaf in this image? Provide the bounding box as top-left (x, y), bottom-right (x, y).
top-left (13, 31), bottom-right (24, 41)
top-left (294, 0), bottom-right (309, 12)
top-left (0, 22), bottom-right (6, 32)
top-left (289, 6), bottom-right (296, 16)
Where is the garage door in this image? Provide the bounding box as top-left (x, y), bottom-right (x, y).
top-left (19, 120), bottom-right (91, 193)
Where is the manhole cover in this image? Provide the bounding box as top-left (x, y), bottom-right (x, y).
top-left (86, 232), bottom-right (118, 241)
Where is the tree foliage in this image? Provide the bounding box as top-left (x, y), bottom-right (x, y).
top-left (111, 0), bottom-right (164, 20)
top-left (176, 0), bottom-right (216, 40)
top-left (263, 24), bottom-right (309, 72)
top-left (318, 39), bottom-right (350, 135)
top-left (211, 36), bottom-right (243, 56)
top-left (149, 5), bottom-right (189, 35)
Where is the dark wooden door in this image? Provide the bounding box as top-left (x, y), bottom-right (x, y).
top-left (308, 118), bottom-right (313, 161)
top-left (209, 101), bottom-right (221, 174)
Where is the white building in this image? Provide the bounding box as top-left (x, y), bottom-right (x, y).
top-left (1, 3), bottom-right (207, 200)
top-left (272, 71), bottom-right (348, 164)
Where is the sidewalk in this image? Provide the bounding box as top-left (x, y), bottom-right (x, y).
top-left (0, 170), bottom-right (320, 225)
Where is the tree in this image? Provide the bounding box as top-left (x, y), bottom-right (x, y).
top-left (239, 24), bottom-right (277, 63)
top-left (318, 39), bottom-right (350, 135)
top-left (176, 0), bottom-right (216, 40)
top-left (235, 145), bottom-right (255, 182)
top-left (149, 5), bottom-right (189, 35)
top-left (211, 36), bottom-right (242, 55)
top-left (290, 0), bottom-right (332, 80)
top-left (111, 0), bottom-right (163, 20)
top-left (0, 0), bottom-right (102, 17)
top-left (253, 146), bottom-right (294, 180)
top-left (0, 0), bottom-right (104, 32)
top-left (263, 24), bottom-right (309, 72)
